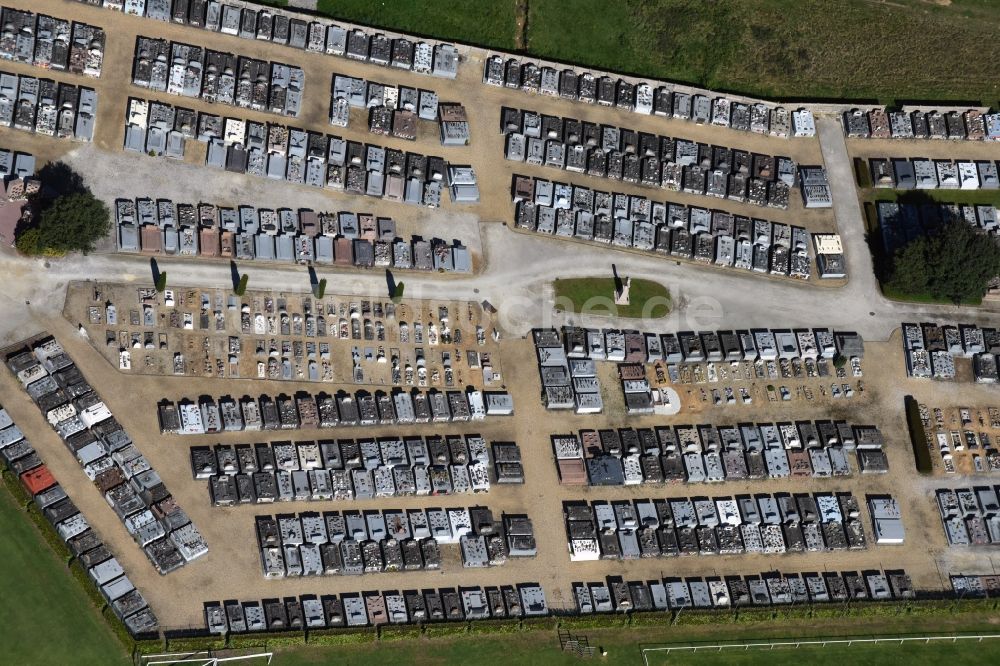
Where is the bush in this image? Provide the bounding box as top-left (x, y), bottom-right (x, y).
top-left (307, 628), bottom-right (377, 646)
top-left (378, 625), bottom-right (423, 641)
top-left (424, 622), bottom-right (469, 638)
top-left (234, 274), bottom-right (249, 296)
top-left (14, 227), bottom-right (40, 256)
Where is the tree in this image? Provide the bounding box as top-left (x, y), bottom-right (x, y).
top-left (27, 191), bottom-right (110, 255)
top-left (155, 272), bottom-right (167, 292)
top-left (315, 278), bottom-right (327, 299)
top-left (885, 222), bottom-right (1000, 304)
top-left (391, 281), bottom-right (405, 304)
top-left (235, 274), bottom-right (249, 296)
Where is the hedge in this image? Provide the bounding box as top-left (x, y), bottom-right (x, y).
top-left (558, 614), bottom-right (629, 630)
top-left (133, 639), bottom-right (167, 655)
top-left (424, 622), bottom-right (469, 637)
top-left (466, 618), bottom-right (522, 635)
top-left (253, 631), bottom-right (307, 648)
top-left (307, 628), bottom-right (377, 646)
top-left (25, 502), bottom-right (73, 564)
top-left (102, 606), bottom-right (136, 651)
top-left (68, 559), bottom-right (109, 613)
top-left (520, 616), bottom-right (559, 630)
top-left (674, 609), bottom-right (733, 626)
top-left (904, 395), bottom-right (933, 474)
top-left (225, 634), bottom-right (272, 650)
top-left (735, 608), bottom-right (776, 623)
top-left (1, 467), bottom-right (33, 507)
top-left (378, 624), bottom-right (424, 641)
top-left (165, 635), bottom-right (228, 652)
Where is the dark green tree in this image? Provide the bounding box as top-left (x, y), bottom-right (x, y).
top-left (886, 222), bottom-right (1000, 304)
top-left (315, 278), bottom-right (327, 299)
top-left (31, 192), bottom-right (110, 255)
top-left (391, 281), bottom-right (405, 304)
top-left (155, 272), bottom-right (167, 292)
top-left (235, 274), bottom-right (249, 296)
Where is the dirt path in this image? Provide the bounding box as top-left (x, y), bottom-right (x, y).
top-left (516, 0), bottom-right (529, 51)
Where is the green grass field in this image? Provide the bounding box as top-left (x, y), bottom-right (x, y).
top-left (0, 484), bottom-right (128, 666)
top-left (315, 0), bottom-right (519, 50)
top-left (553, 277), bottom-right (671, 318)
top-left (294, 0), bottom-right (1000, 104)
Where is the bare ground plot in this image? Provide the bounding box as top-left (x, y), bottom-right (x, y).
top-left (65, 281), bottom-right (505, 389)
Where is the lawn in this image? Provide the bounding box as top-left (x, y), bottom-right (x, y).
top-left (0, 482), bottom-right (128, 666)
top-left (314, 0), bottom-right (519, 50)
top-left (297, 0), bottom-right (1000, 104)
top-left (553, 277), bottom-right (670, 319)
top-left (529, 0), bottom-right (1000, 104)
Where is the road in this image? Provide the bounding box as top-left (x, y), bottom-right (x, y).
top-left (0, 199), bottom-right (990, 350)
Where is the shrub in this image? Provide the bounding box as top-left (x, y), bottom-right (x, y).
top-left (306, 628), bottom-right (377, 646)
top-left (14, 227), bottom-right (40, 256)
top-left (391, 281), bottom-right (405, 304)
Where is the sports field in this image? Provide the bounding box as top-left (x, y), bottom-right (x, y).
top-left (642, 639), bottom-right (1000, 665)
top-left (0, 484), bottom-right (127, 666)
